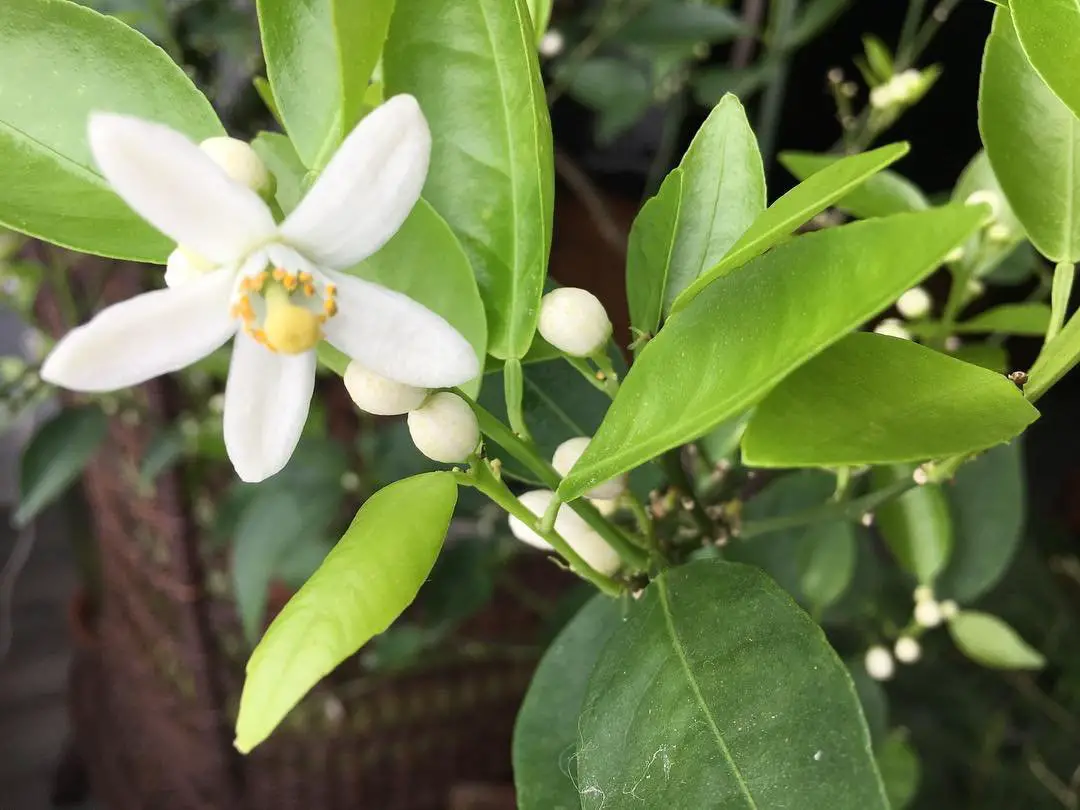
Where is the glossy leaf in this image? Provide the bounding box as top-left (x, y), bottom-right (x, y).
top-left (514, 596), bottom-right (622, 810)
top-left (235, 472), bottom-right (458, 752)
top-left (525, 0), bottom-right (552, 39)
top-left (948, 611), bottom-right (1045, 669)
top-left (937, 442), bottom-right (1025, 602)
top-left (780, 150), bottom-right (929, 220)
top-left (385, 0), bottom-right (554, 360)
top-left (872, 466), bottom-right (953, 585)
top-left (980, 9), bottom-right (1080, 262)
top-left (627, 168), bottom-right (683, 338)
top-left (1011, 0), bottom-right (1080, 120)
top-left (15, 406), bottom-right (107, 527)
top-left (799, 521), bottom-right (857, 613)
top-left (1027, 305), bottom-right (1080, 401)
top-left (673, 144), bottom-right (911, 312)
top-left (348, 199), bottom-right (487, 396)
top-left (576, 561), bottom-right (889, 809)
top-left (252, 131), bottom-right (308, 215)
top-left (332, 0), bottom-right (397, 133)
top-left (955, 303), bottom-right (1051, 336)
top-left (952, 343), bottom-right (1010, 374)
top-left (877, 733), bottom-right (921, 810)
top-left (848, 661), bottom-right (889, 750)
top-left (0, 0), bottom-right (223, 261)
top-left (741, 333), bottom-right (1039, 467)
top-left (559, 206), bottom-right (987, 500)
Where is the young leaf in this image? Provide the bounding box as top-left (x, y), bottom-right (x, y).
top-left (740, 333), bottom-right (1039, 468)
top-left (673, 143), bottom-right (912, 312)
top-left (251, 132), bottom-right (308, 214)
top-left (558, 206), bottom-right (987, 500)
top-left (513, 596), bottom-right (623, 810)
top-left (0, 0), bottom-right (223, 262)
top-left (948, 611), bottom-right (1045, 670)
top-left (1027, 306), bottom-right (1080, 401)
top-left (15, 406), bottom-right (108, 527)
top-left (954, 302), bottom-right (1051, 335)
top-left (877, 732), bottom-right (921, 810)
top-left (234, 472), bottom-right (458, 753)
top-left (799, 521), bottom-right (857, 613)
top-left (1010, 0), bottom-right (1080, 120)
top-left (385, 0), bottom-right (554, 360)
top-left (980, 9), bottom-right (1080, 262)
top-left (576, 561), bottom-right (889, 809)
top-left (525, 0), bottom-right (552, 39)
top-left (872, 466), bottom-right (953, 585)
top-left (780, 150), bottom-right (930, 219)
top-left (627, 169), bottom-right (684, 339)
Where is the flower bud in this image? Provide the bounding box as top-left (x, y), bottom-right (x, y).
top-left (508, 489), bottom-right (621, 575)
top-left (407, 392), bottom-right (479, 463)
top-left (896, 286), bottom-right (932, 320)
top-left (539, 29), bottom-right (565, 58)
top-left (913, 585), bottom-right (934, 603)
top-left (869, 84), bottom-right (896, 110)
top-left (894, 636), bottom-right (922, 664)
top-left (552, 436), bottom-right (627, 500)
top-left (873, 318), bottom-right (911, 340)
top-left (987, 223), bottom-right (1012, 244)
top-left (965, 189), bottom-right (1004, 221)
top-left (200, 137), bottom-right (272, 195)
top-left (945, 246), bottom-right (965, 264)
top-left (914, 598), bottom-right (943, 628)
top-left (538, 288), bottom-right (612, 358)
top-left (939, 599), bottom-right (959, 619)
top-left (864, 646), bottom-right (895, 681)
top-left (345, 361), bottom-right (428, 415)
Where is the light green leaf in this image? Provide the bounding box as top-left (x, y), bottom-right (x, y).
top-left (235, 472), bottom-right (457, 753)
top-left (525, 0), bottom-right (551, 39)
top-left (862, 34), bottom-right (894, 81)
top-left (0, 0), bottom-right (223, 261)
top-left (800, 521), bottom-right (857, 613)
top-left (514, 596), bottom-right (622, 810)
top-left (627, 168), bottom-right (683, 338)
top-left (948, 610), bottom-right (1045, 669)
top-left (937, 442), bottom-right (1025, 602)
top-left (779, 150), bottom-right (930, 220)
top-left (385, 0), bottom-right (554, 360)
top-left (559, 206), bottom-right (987, 500)
top-left (1011, 0), bottom-right (1080, 121)
top-left (877, 732), bottom-right (921, 810)
top-left (872, 466), bottom-right (953, 585)
top-left (332, 0), bottom-right (396, 133)
top-left (741, 333), bottom-right (1039, 467)
top-left (952, 342), bottom-right (1010, 373)
top-left (576, 561), bottom-right (889, 809)
top-left (979, 9), bottom-right (1080, 262)
top-left (252, 131), bottom-right (308, 215)
top-left (674, 143), bottom-right (913, 311)
top-left (954, 302), bottom-right (1051, 335)
top-left (347, 199), bottom-right (487, 396)
top-left (15, 406), bottom-right (107, 527)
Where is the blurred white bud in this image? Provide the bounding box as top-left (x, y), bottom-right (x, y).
top-left (344, 360), bottom-right (428, 415)
top-left (966, 279), bottom-right (986, 299)
top-left (539, 29), bottom-right (565, 58)
top-left (507, 489), bottom-right (621, 575)
top-left (913, 585), bottom-right (934, 603)
top-left (165, 246), bottom-right (214, 289)
top-left (199, 136), bottom-right (272, 194)
top-left (591, 497), bottom-right (619, 516)
top-left (869, 84), bottom-right (896, 110)
top-left (945, 246), bottom-right (965, 264)
top-left (893, 69), bottom-right (922, 103)
top-left (340, 471), bottom-right (361, 492)
top-left (552, 436), bottom-right (626, 500)
top-left (538, 288), bottom-right (612, 357)
top-left (965, 189), bottom-right (1005, 221)
top-left (987, 223), bottom-right (1012, 243)
top-left (897, 286), bottom-right (932, 320)
top-left (407, 392), bottom-right (479, 463)
top-left (894, 636), bottom-right (922, 664)
top-left (865, 646), bottom-right (895, 681)
top-left (873, 318), bottom-right (911, 340)
top-left (20, 329), bottom-right (48, 362)
top-left (939, 599), bottom-right (960, 619)
top-left (913, 466), bottom-right (930, 485)
top-left (914, 598), bottom-right (943, 628)
top-left (209, 393), bottom-right (225, 414)
top-left (944, 336), bottom-right (962, 353)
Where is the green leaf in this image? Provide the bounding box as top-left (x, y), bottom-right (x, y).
top-left (948, 610), bottom-right (1045, 669)
top-left (980, 9), bottom-right (1080, 262)
top-left (799, 521), bottom-right (857, 613)
top-left (514, 596), bottom-right (622, 810)
top-left (740, 333), bottom-right (1039, 468)
top-left (862, 35), bottom-right (894, 81)
top-left (658, 95), bottom-right (765, 319)
top-left (525, 0), bottom-right (552, 39)
top-left (674, 143), bottom-right (913, 311)
top-left (691, 65), bottom-right (772, 107)
top-left (1011, 0), bottom-right (1080, 121)
top-left (331, 0), bottom-right (396, 134)
top-left (140, 426), bottom-right (186, 484)
top-left (559, 206), bottom-right (987, 500)
top-left (951, 151), bottom-right (1026, 279)
top-left (951, 343), bottom-right (1010, 373)
top-left (954, 302), bottom-right (1051, 335)
top-left (235, 472), bottom-right (457, 753)
top-left (251, 131), bottom-right (308, 215)
top-left (877, 732), bottom-right (921, 810)
top-left (1027, 306), bottom-right (1080, 400)
top-left (567, 58), bottom-right (653, 144)
top-left (936, 442), bottom-right (1025, 602)
top-left (15, 406), bottom-right (107, 527)
top-left (0, 0), bottom-right (223, 262)
top-left (627, 168), bottom-right (683, 338)
top-left (385, 0), bottom-right (554, 360)
top-left (347, 199), bottom-right (487, 396)
top-left (780, 150), bottom-right (930, 220)
top-left (576, 561), bottom-right (889, 809)
top-left (785, 0), bottom-right (853, 49)
top-left (872, 466), bottom-right (953, 585)
top-left (617, 3), bottom-right (748, 45)
top-left (848, 661), bottom-right (889, 750)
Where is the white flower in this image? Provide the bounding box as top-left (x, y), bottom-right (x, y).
top-left (552, 436), bottom-right (627, 500)
top-left (897, 286), bottom-right (932, 320)
top-left (873, 317), bottom-right (911, 341)
top-left (199, 137), bottom-right (272, 194)
top-left (344, 360), bottom-right (428, 415)
top-left (914, 598), bottom-right (943, 628)
top-left (538, 288), bottom-right (612, 357)
top-left (894, 636), bottom-right (922, 664)
top-left (41, 95), bottom-right (478, 483)
top-left (407, 392), bottom-right (479, 463)
top-left (508, 489), bottom-right (621, 575)
top-left (864, 646), bottom-right (895, 681)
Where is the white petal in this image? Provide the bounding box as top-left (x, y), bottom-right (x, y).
top-left (88, 114), bottom-right (277, 264)
top-left (41, 268), bottom-right (237, 392)
top-left (321, 270), bottom-right (479, 388)
top-left (223, 332), bottom-right (315, 483)
top-left (280, 95), bottom-right (431, 269)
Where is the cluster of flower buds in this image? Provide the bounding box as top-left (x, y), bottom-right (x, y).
top-left (965, 189), bottom-right (1015, 244)
top-left (508, 489), bottom-right (621, 575)
top-left (912, 585), bottom-right (958, 629)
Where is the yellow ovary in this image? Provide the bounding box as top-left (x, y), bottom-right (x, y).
top-left (233, 266), bottom-right (339, 354)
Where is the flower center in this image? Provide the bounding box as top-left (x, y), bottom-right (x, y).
top-left (230, 266), bottom-right (338, 355)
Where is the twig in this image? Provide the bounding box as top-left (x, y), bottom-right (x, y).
top-left (555, 150), bottom-right (628, 254)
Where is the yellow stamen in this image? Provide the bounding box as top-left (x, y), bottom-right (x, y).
top-left (262, 284), bottom-right (322, 354)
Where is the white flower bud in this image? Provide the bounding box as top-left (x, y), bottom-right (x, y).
top-left (340, 471), bottom-right (361, 492)
top-left (407, 392), bottom-right (479, 463)
top-left (165, 246), bottom-right (214, 289)
top-left (507, 489), bottom-right (621, 575)
top-left (945, 246), bottom-right (965, 264)
top-left (896, 286), bottom-right (932, 320)
top-left (914, 598), bottom-right (943, 628)
top-left (965, 189), bottom-right (1004, 221)
top-left (873, 318), bottom-right (911, 340)
top-left (912, 466), bottom-right (930, 486)
top-left (344, 361), bottom-right (428, 415)
top-left (870, 84), bottom-right (896, 110)
top-left (538, 288), bottom-right (612, 357)
top-left (200, 136), bottom-right (272, 194)
top-left (913, 585), bottom-right (934, 603)
top-left (966, 279), bottom-right (986, 299)
top-left (864, 646), bottom-right (895, 681)
top-left (539, 29), bottom-right (565, 58)
top-left (209, 393), bottom-right (225, 414)
top-left (987, 223), bottom-right (1012, 244)
top-left (939, 599), bottom-right (959, 619)
top-left (894, 636), bottom-right (922, 664)
top-left (944, 336), bottom-right (962, 353)
top-left (552, 436), bottom-right (627, 500)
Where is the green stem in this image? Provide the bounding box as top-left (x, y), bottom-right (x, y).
top-left (1046, 262), bottom-right (1074, 345)
top-left (755, 0), bottom-right (798, 174)
top-left (590, 348), bottom-right (621, 396)
top-left (662, 450), bottom-right (716, 540)
top-left (906, 0), bottom-right (964, 67)
top-left (564, 355), bottom-right (610, 395)
top-left (896, 0), bottom-right (928, 70)
top-left (503, 358), bottom-right (532, 441)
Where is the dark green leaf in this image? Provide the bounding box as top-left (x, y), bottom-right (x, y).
top-left (780, 150), bottom-right (930, 219)
top-left (877, 732), bottom-right (921, 810)
top-left (848, 661), bottom-right (889, 750)
top-left (1011, 0), bottom-right (1080, 121)
top-left (691, 65), bottom-right (772, 106)
top-left (567, 58), bottom-right (653, 144)
top-left (955, 303), bottom-right (1051, 336)
top-left (873, 466), bottom-right (953, 585)
top-left (785, 0), bottom-right (853, 48)
top-left (800, 521), bottom-right (857, 613)
top-left (617, 3), bottom-right (748, 45)
top-left (948, 610), bottom-right (1045, 669)
top-left (140, 426), bottom-right (186, 485)
top-left (576, 561), bottom-right (889, 809)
